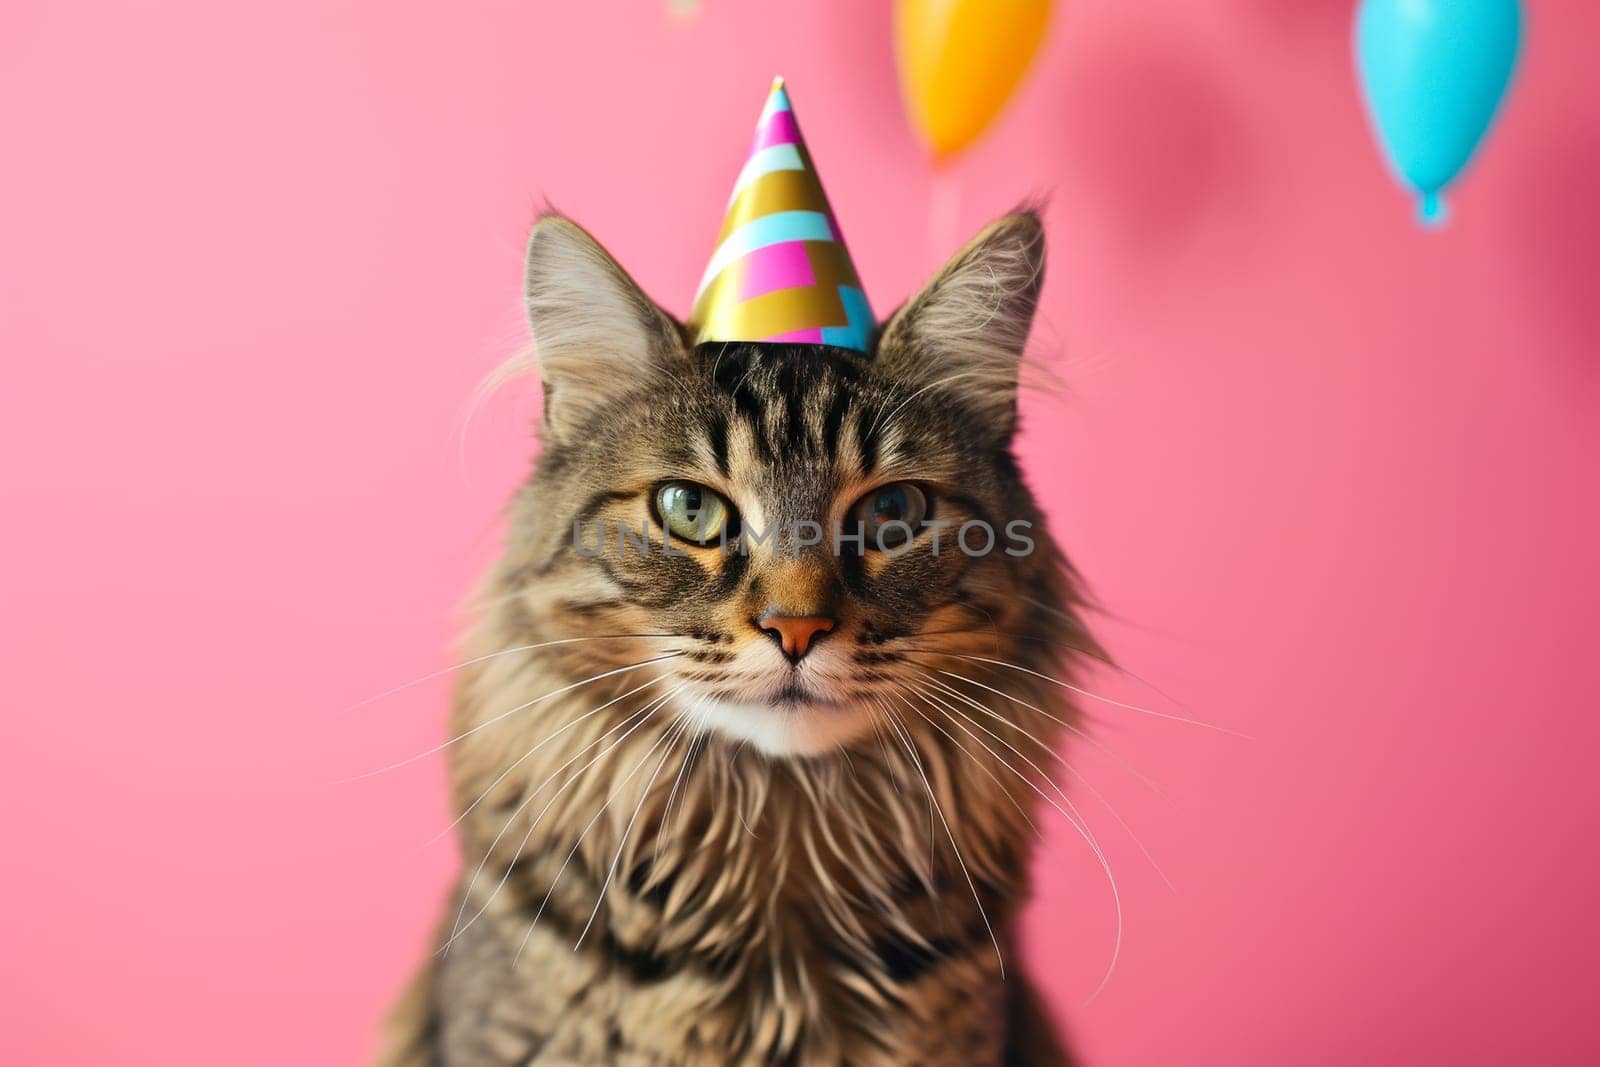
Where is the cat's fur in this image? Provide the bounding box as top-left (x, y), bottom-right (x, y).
top-left (375, 210), bottom-right (1096, 1066)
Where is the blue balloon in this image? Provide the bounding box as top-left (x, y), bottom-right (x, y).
top-left (1355, 0), bottom-right (1523, 227)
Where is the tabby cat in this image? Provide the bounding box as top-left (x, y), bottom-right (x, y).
top-left (374, 208), bottom-right (1097, 1066)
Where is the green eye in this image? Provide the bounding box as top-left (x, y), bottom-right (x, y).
top-left (850, 483), bottom-right (928, 550)
top-left (655, 482), bottom-right (736, 545)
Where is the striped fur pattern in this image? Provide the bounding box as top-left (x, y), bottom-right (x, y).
top-left (375, 210), bottom-right (1096, 1066)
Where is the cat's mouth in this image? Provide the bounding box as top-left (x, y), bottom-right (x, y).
top-left (768, 681), bottom-right (840, 710)
top-left (671, 642), bottom-right (879, 754)
top-left (671, 653), bottom-right (875, 754)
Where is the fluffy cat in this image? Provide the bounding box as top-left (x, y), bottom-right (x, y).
top-left (374, 208), bottom-right (1096, 1066)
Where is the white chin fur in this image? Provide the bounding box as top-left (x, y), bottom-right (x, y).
top-left (677, 695), bottom-right (874, 757)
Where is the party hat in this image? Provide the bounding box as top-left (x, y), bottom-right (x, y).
top-left (688, 78), bottom-right (874, 354)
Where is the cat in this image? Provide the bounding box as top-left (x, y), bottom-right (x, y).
top-left (373, 207), bottom-right (1097, 1066)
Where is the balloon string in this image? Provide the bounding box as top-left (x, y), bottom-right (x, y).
top-left (928, 165), bottom-right (961, 270)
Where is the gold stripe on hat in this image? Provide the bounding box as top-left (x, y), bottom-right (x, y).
top-left (699, 285), bottom-right (849, 340)
top-left (805, 240), bottom-right (862, 290)
top-left (718, 162), bottom-right (824, 244)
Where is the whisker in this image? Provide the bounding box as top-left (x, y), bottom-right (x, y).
top-left (339, 651), bottom-right (684, 784)
top-left (573, 715), bottom-right (691, 950)
top-left (872, 695), bottom-right (932, 879)
top-left (652, 698), bottom-right (710, 869)
top-left (915, 676), bottom-right (1063, 769)
top-left (910, 677), bottom-right (1174, 893)
top-left (867, 708), bottom-right (906, 795)
top-left (442, 699), bottom-right (656, 951)
top-left (337, 633), bottom-right (680, 714)
top-left (670, 706), bottom-right (716, 846)
top-left (906, 622), bottom-right (1180, 710)
top-left (443, 683), bottom-right (685, 951)
top-left (878, 699), bottom-right (1006, 980)
top-left (836, 739), bottom-right (859, 783)
top-left (423, 675), bottom-right (662, 847)
top-left (887, 688), bottom-right (1036, 835)
top-left (900, 680), bottom-right (1126, 1002)
top-left (924, 671), bottom-right (1170, 800)
top-left (902, 649), bottom-right (1250, 739)
top-left (513, 709), bottom-right (687, 966)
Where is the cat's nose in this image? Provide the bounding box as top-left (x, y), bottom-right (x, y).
top-left (756, 612), bottom-right (836, 663)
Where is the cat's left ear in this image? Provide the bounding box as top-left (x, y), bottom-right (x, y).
top-left (523, 215), bottom-right (688, 441)
top-left (873, 210), bottom-right (1045, 442)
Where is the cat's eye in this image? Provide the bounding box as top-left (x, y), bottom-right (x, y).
top-left (655, 481), bottom-right (736, 545)
top-left (850, 482), bottom-right (928, 550)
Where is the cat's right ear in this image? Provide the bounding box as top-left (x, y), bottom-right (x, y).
top-left (523, 215), bottom-right (687, 441)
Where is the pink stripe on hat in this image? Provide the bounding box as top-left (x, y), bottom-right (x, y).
top-left (739, 241), bottom-right (816, 300)
top-left (753, 109), bottom-right (802, 150)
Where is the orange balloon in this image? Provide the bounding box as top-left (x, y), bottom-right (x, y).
top-left (894, 0), bottom-right (1053, 162)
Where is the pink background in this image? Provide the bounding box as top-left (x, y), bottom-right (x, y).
top-left (3, 2), bottom-right (1596, 1063)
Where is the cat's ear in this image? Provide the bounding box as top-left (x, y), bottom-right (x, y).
top-left (523, 215), bottom-right (687, 440)
top-left (874, 210), bottom-right (1045, 442)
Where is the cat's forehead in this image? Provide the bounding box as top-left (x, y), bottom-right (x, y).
top-left (686, 344), bottom-right (959, 483)
top-left (570, 343), bottom-right (975, 497)
top-left (701, 343), bottom-right (866, 403)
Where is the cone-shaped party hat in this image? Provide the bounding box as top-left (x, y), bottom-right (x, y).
top-left (688, 78), bottom-right (874, 354)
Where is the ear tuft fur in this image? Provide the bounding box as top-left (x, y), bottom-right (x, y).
top-left (517, 215), bottom-right (686, 440)
top-left (874, 210), bottom-right (1046, 440)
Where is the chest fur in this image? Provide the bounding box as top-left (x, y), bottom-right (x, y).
top-left (426, 650), bottom-right (1050, 1066)
top-left (431, 861), bottom-right (1012, 1067)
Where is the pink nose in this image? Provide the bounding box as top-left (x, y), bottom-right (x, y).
top-left (757, 613), bottom-right (836, 662)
